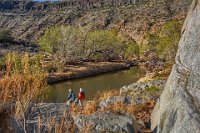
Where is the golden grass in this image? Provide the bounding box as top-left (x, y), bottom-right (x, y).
top-left (0, 52), bottom-right (49, 131)
top-left (71, 89), bottom-right (156, 126)
top-left (94, 89), bottom-right (120, 100)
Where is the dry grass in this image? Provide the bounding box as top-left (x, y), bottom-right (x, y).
top-left (36, 111), bottom-right (75, 133)
top-left (0, 52), bottom-right (49, 131)
top-left (94, 89), bottom-right (120, 100)
top-left (71, 90), bottom-right (156, 124)
top-left (100, 100), bottom-right (156, 123)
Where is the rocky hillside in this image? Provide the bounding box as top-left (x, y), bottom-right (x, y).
top-left (0, 0), bottom-right (192, 43)
top-left (151, 0), bottom-right (200, 132)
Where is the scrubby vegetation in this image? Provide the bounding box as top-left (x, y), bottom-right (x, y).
top-left (71, 89), bottom-right (156, 130)
top-left (142, 20), bottom-right (183, 63)
top-left (39, 25), bottom-right (141, 65)
top-left (125, 41), bottom-right (140, 60)
top-left (0, 53), bottom-right (49, 131)
top-left (145, 86), bottom-right (160, 92)
top-left (0, 28), bottom-right (12, 42)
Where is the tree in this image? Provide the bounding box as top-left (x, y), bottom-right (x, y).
top-left (39, 25), bottom-right (84, 63)
top-left (84, 30), bottom-right (124, 61)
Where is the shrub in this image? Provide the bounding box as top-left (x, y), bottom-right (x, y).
top-left (124, 41), bottom-right (140, 60)
top-left (142, 20), bottom-right (183, 63)
top-left (156, 20), bottom-right (182, 63)
top-left (0, 57), bottom-right (5, 66)
top-left (0, 28), bottom-right (12, 42)
top-left (145, 86), bottom-right (160, 92)
top-left (0, 53), bottom-right (49, 130)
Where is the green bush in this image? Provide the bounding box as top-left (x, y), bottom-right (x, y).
top-left (156, 20), bottom-right (182, 63)
top-left (145, 86), bottom-right (160, 92)
top-left (0, 57), bottom-right (5, 66)
top-left (124, 41), bottom-right (140, 60)
top-left (0, 28), bottom-right (12, 42)
top-left (142, 20), bottom-right (183, 63)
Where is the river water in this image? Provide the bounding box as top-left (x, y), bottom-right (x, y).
top-left (47, 67), bottom-right (144, 102)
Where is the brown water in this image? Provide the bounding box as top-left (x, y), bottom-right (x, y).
top-left (47, 67), bottom-right (144, 102)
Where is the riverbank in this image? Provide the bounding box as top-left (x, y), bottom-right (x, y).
top-left (47, 62), bottom-right (133, 84)
top-left (24, 79), bottom-right (166, 133)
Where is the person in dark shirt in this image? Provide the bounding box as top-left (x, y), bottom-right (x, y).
top-left (66, 89), bottom-right (76, 107)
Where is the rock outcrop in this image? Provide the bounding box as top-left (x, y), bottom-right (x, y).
top-left (73, 111), bottom-right (138, 133)
top-left (151, 0), bottom-right (200, 132)
top-left (120, 80), bottom-right (166, 104)
top-left (99, 96), bottom-right (132, 108)
top-left (26, 103), bottom-right (73, 133)
top-left (26, 103), bottom-right (139, 133)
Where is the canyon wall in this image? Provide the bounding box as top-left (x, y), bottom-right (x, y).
top-left (151, 0), bottom-right (200, 132)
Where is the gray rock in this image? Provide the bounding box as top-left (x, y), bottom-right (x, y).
top-left (26, 103), bottom-right (73, 133)
top-left (73, 111), bottom-right (138, 133)
top-left (120, 80), bottom-right (166, 94)
top-left (8, 117), bottom-right (25, 133)
top-left (120, 80), bottom-right (166, 104)
top-left (151, 0), bottom-right (200, 132)
top-left (99, 96), bottom-right (132, 108)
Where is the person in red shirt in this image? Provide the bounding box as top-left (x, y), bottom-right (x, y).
top-left (78, 88), bottom-right (85, 107)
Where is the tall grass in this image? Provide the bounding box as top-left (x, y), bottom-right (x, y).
top-left (0, 52), bottom-right (49, 131)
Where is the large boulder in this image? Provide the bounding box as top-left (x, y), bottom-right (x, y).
top-left (26, 103), bottom-right (73, 133)
top-left (73, 111), bottom-right (138, 133)
top-left (151, 0), bottom-right (200, 132)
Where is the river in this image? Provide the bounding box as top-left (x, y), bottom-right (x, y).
top-left (47, 67), bottom-right (144, 102)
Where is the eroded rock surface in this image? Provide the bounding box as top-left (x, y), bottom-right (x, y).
top-left (26, 103), bottom-right (73, 133)
top-left (120, 80), bottom-right (166, 94)
top-left (99, 96), bottom-right (132, 108)
top-left (120, 80), bottom-right (166, 104)
top-left (151, 0), bottom-right (200, 132)
top-left (73, 111), bottom-right (138, 133)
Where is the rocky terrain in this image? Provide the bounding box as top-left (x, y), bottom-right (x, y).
top-left (0, 0), bottom-right (192, 43)
top-left (1, 0), bottom-right (200, 133)
top-left (0, 40), bottom-right (39, 57)
top-left (21, 79), bottom-right (166, 133)
top-left (151, 0), bottom-right (200, 132)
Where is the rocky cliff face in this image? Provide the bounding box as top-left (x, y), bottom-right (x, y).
top-left (151, 0), bottom-right (200, 132)
top-left (0, 0), bottom-right (138, 12)
top-left (0, 0), bottom-right (192, 43)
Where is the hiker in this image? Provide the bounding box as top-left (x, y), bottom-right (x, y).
top-left (66, 89), bottom-right (76, 107)
top-left (78, 88), bottom-right (85, 107)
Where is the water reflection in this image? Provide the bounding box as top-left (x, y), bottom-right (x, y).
top-left (47, 67), bottom-right (144, 102)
